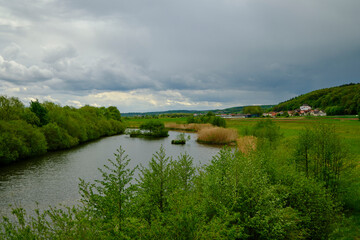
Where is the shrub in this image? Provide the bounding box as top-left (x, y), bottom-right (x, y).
top-left (187, 112), bottom-right (226, 127)
top-left (0, 120), bottom-right (47, 164)
top-left (251, 119), bottom-right (282, 147)
top-left (42, 123), bottom-right (78, 151)
top-left (137, 120), bottom-right (169, 137)
top-left (171, 133), bottom-right (190, 144)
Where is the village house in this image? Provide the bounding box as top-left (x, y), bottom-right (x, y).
top-left (300, 104), bottom-right (312, 111)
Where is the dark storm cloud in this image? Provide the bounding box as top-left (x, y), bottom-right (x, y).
top-left (0, 0), bottom-right (359, 111)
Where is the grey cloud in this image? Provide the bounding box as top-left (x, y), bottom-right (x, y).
top-left (3, 43), bottom-right (21, 60)
top-left (0, 55), bottom-right (53, 83)
top-left (42, 45), bottom-right (77, 64)
top-left (0, 0), bottom-right (359, 111)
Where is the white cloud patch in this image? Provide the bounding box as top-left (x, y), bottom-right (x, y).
top-left (0, 55), bottom-right (53, 83)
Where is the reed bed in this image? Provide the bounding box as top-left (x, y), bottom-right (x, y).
top-left (197, 127), bottom-right (238, 145)
top-left (237, 136), bottom-right (257, 155)
top-left (165, 123), bottom-right (212, 132)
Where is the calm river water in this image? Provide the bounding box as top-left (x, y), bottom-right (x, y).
top-left (0, 131), bottom-right (221, 217)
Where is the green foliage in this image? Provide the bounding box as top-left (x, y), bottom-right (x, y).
top-left (187, 112), bottom-right (226, 127)
top-left (0, 97), bottom-right (125, 164)
top-left (325, 105), bottom-right (346, 116)
top-left (41, 123), bottom-right (78, 151)
top-left (0, 120), bottom-right (47, 164)
top-left (294, 123), bottom-right (347, 193)
top-left (136, 146), bottom-right (174, 217)
top-left (0, 145), bottom-right (348, 239)
top-left (246, 119), bottom-right (282, 147)
top-left (0, 95), bottom-right (24, 121)
top-left (21, 108), bottom-right (40, 126)
top-left (273, 83), bottom-right (360, 114)
top-left (79, 146), bottom-right (136, 234)
top-left (106, 106), bottom-right (122, 121)
top-left (30, 99), bottom-right (49, 126)
top-left (243, 106), bottom-right (262, 115)
top-left (171, 133), bottom-right (190, 144)
top-left (140, 119), bottom-right (164, 132)
top-left (136, 120), bottom-right (169, 137)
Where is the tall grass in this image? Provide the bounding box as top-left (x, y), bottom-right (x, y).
top-left (165, 122), bottom-right (212, 132)
top-left (237, 136), bottom-right (257, 155)
top-left (197, 127), bottom-right (238, 145)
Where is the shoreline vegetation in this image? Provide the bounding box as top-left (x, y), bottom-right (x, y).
top-left (0, 96), bottom-right (126, 165)
top-left (126, 120), bottom-right (169, 138)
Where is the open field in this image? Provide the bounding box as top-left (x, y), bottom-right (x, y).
top-left (124, 117), bottom-right (187, 128)
top-left (226, 117), bottom-right (360, 156)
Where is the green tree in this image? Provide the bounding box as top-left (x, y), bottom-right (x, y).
top-left (295, 127), bottom-right (314, 177)
top-left (0, 120), bottom-right (47, 164)
top-left (136, 146), bottom-right (174, 222)
top-left (79, 146), bottom-right (136, 233)
top-left (294, 124), bottom-right (347, 193)
top-left (106, 106), bottom-right (121, 121)
top-left (0, 96), bottom-right (24, 120)
top-left (243, 106), bottom-right (262, 116)
top-left (30, 99), bottom-right (49, 126)
top-left (42, 123), bottom-right (78, 150)
top-left (139, 120), bottom-right (168, 137)
top-left (21, 108), bottom-right (40, 126)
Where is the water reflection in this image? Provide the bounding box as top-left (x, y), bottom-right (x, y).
top-left (0, 131), bottom-right (221, 216)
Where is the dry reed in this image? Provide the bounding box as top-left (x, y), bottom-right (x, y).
top-left (165, 123), bottom-right (212, 132)
top-left (237, 136), bottom-right (257, 155)
top-left (197, 127), bottom-right (238, 144)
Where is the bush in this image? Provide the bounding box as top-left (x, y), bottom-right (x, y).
top-left (0, 120), bottom-right (47, 164)
top-left (42, 123), bottom-right (78, 151)
top-left (250, 119), bottom-right (282, 147)
top-left (138, 120), bottom-right (169, 137)
top-left (187, 112), bottom-right (226, 128)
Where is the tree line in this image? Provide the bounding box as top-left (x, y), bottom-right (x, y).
top-left (0, 96), bottom-right (125, 165)
top-left (1, 121), bottom-right (359, 239)
top-left (187, 111), bottom-right (227, 127)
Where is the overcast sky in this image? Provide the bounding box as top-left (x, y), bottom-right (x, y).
top-left (1, 0), bottom-right (359, 112)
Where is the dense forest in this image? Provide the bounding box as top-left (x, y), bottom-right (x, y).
top-left (0, 96), bottom-right (125, 165)
top-left (1, 120), bottom-right (359, 239)
top-left (272, 83), bottom-right (360, 115)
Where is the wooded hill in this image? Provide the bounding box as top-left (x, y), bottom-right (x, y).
top-left (272, 83), bottom-right (360, 115)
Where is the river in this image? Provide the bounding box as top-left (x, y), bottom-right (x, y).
top-left (0, 131), bottom-right (221, 217)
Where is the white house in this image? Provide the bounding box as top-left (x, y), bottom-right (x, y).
top-left (300, 104), bottom-right (312, 111)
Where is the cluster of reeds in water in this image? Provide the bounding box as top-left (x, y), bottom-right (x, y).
top-left (197, 127), bottom-right (238, 145)
top-left (166, 122), bottom-right (258, 152)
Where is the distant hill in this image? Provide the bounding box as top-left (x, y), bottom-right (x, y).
top-left (122, 105), bottom-right (274, 117)
top-left (272, 83), bottom-right (360, 115)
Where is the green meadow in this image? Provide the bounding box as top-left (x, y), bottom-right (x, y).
top-left (226, 116), bottom-right (360, 156)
